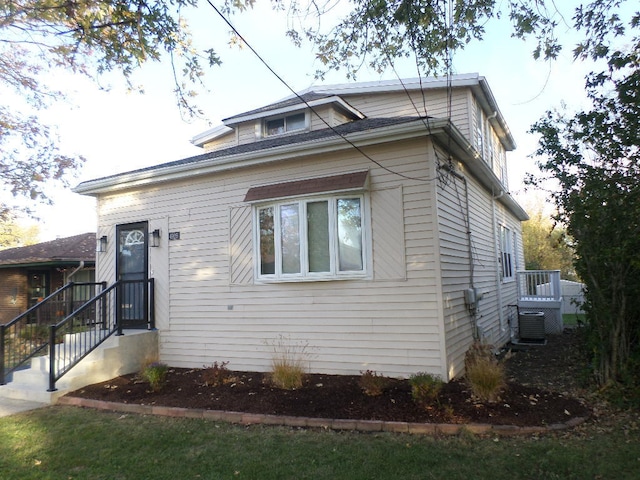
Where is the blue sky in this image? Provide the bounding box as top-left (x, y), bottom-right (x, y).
top-left (26, 1), bottom-right (604, 240)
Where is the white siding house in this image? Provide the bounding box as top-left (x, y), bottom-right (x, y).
top-left (74, 74), bottom-right (528, 381)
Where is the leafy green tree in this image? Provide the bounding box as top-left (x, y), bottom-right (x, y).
top-left (0, 220), bottom-right (39, 249)
top-left (528, 29), bottom-right (640, 388)
top-left (0, 0), bottom-right (631, 226)
top-left (522, 204), bottom-right (576, 281)
top-left (0, 0), bottom-right (225, 222)
top-left (261, 0), bottom-right (631, 78)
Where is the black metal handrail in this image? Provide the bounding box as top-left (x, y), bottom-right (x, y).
top-left (47, 278), bottom-right (155, 392)
top-left (1, 282), bottom-right (106, 385)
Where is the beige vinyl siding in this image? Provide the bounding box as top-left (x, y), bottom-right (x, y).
top-left (434, 167), bottom-right (475, 379)
top-left (94, 137), bottom-right (447, 378)
top-left (308, 105), bottom-right (354, 130)
top-left (434, 143), bottom-right (517, 378)
top-left (492, 202), bottom-right (523, 346)
top-left (202, 130), bottom-right (238, 152)
top-left (344, 89), bottom-right (471, 140)
top-left (239, 122), bottom-right (258, 144)
top-left (202, 89), bottom-right (471, 152)
top-left (371, 187), bottom-right (406, 281)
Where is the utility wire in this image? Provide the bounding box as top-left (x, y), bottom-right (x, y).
top-left (205, 0), bottom-right (442, 183)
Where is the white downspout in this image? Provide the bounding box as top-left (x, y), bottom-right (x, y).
top-left (65, 261), bottom-right (85, 283)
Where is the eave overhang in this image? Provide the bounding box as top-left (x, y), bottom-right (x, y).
top-left (0, 261), bottom-right (95, 269)
top-left (190, 125), bottom-right (234, 148)
top-left (74, 118), bottom-right (527, 221)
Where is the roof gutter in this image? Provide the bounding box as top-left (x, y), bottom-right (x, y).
top-left (74, 119), bottom-right (450, 196)
top-left (0, 260), bottom-right (95, 269)
top-left (74, 117), bottom-right (528, 221)
top-left (431, 124), bottom-right (528, 221)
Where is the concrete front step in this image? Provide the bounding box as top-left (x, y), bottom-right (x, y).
top-left (0, 330), bottom-right (158, 404)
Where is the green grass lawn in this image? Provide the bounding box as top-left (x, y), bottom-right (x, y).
top-left (563, 313), bottom-right (586, 326)
top-left (1, 406), bottom-right (639, 479)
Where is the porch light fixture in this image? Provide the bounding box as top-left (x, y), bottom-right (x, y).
top-left (150, 229), bottom-right (161, 247)
top-left (96, 235), bottom-right (108, 253)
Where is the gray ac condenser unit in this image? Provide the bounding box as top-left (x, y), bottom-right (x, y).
top-left (518, 311), bottom-right (546, 342)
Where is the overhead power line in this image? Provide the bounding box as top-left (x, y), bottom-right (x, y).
top-left (205, 0), bottom-right (441, 183)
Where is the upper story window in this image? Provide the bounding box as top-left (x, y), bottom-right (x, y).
top-left (264, 112), bottom-right (307, 137)
top-left (474, 102), bottom-right (484, 156)
top-left (256, 195), bottom-right (368, 281)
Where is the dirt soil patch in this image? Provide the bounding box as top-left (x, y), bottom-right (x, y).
top-left (68, 329), bottom-right (591, 427)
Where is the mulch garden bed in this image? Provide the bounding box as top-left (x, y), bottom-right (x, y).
top-left (67, 329), bottom-right (591, 428)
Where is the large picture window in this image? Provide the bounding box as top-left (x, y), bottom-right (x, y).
top-left (256, 195), bottom-right (367, 280)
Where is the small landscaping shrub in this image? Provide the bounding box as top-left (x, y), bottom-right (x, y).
top-left (142, 361), bottom-right (169, 392)
top-left (409, 372), bottom-right (444, 406)
top-left (464, 342), bottom-right (505, 403)
top-left (359, 370), bottom-right (390, 396)
top-left (202, 361), bottom-right (231, 387)
top-left (266, 335), bottom-right (314, 390)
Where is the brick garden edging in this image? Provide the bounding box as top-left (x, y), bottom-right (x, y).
top-left (57, 396), bottom-right (588, 436)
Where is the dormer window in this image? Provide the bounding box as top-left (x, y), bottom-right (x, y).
top-left (265, 112), bottom-right (306, 136)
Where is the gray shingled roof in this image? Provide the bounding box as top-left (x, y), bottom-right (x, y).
top-left (0, 233), bottom-right (96, 267)
top-left (80, 116), bottom-right (426, 186)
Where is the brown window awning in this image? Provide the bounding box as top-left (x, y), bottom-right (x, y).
top-left (244, 170), bottom-right (369, 202)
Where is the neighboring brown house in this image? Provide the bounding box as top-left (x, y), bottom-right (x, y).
top-left (0, 233), bottom-right (96, 324)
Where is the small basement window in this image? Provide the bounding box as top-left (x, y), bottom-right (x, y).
top-left (265, 112), bottom-right (306, 136)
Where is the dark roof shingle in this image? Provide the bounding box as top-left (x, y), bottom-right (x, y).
top-left (80, 116), bottom-right (425, 187)
top-left (0, 233), bottom-right (96, 267)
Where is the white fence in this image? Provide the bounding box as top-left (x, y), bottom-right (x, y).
top-left (560, 280), bottom-right (585, 314)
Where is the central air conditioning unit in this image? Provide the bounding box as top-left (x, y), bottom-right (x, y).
top-left (518, 311), bottom-right (546, 342)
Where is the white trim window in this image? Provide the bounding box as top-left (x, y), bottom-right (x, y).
top-left (499, 224), bottom-right (515, 282)
top-left (256, 195), bottom-right (367, 281)
top-left (474, 102), bottom-right (485, 157)
top-left (264, 112), bottom-right (307, 137)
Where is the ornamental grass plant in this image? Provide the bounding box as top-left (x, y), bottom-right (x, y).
top-left (266, 335), bottom-right (314, 390)
top-left (464, 342), bottom-right (506, 403)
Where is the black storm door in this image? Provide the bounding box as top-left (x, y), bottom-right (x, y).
top-left (116, 222), bottom-right (148, 328)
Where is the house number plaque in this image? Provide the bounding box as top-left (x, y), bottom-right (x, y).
top-left (168, 232), bottom-right (181, 241)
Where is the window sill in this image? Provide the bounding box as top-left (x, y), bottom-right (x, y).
top-left (255, 273), bottom-right (370, 284)
top-left (262, 127), bottom-right (309, 139)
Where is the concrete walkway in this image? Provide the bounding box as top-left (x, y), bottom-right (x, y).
top-left (0, 398), bottom-right (48, 417)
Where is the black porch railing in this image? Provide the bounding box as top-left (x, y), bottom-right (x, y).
top-left (47, 278), bottom-right (155, 392)
top-left (0, 282), bottom-right (106, 385)
top-left (1, 279), bottom-right (155, 390)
